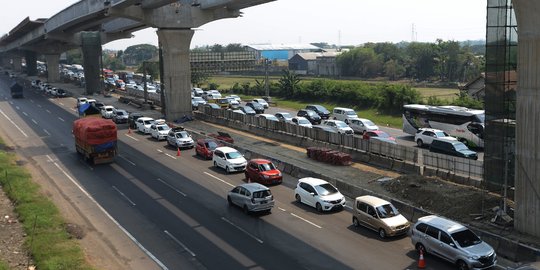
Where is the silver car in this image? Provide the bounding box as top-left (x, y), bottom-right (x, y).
top-left (410, 215), bottom-right (497, 270)
top-left (227, 183), bottom-right (274, 214)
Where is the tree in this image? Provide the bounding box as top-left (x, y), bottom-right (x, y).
top-left (191, 71), bottom-right (209, 87)
top-left (278, 70), bottom-right (301, 98)
top-left (383, 59), bottom-right (405, 80)
top-left (123, 44), bottom-right (158, 66)
top-left (406, 42), bottom-right (437, 81)
top-left (337, 46), bottom-right (383, 78)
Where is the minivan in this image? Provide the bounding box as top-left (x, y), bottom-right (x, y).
top-left (410, 215), bottom-right (497, 270)
top-left (352, 195), bottom-right (410, 238)
top-left (429, 139), bottom-right (478, 160)
top-left (332, 107), bottom-right (358, 122)
top-left (213, 146), bottom-right (247, 173)
top-left (227, 183), bottom-right (274, 214)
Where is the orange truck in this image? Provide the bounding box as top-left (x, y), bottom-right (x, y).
top-left (73, 118), bottom-right (117, 164)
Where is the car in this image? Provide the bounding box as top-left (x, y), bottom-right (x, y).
top-left (101, 105), bottom-right (115, 119)
top-left (76, 97), bottom-right (88, 108)
top-left (257, 114), bottom-right (279, 122)
top-left (245, 159), bottom-right (282, 185)
top-left (208, 131), bottom-right (234, 144)
top-left (40, 83), bottom-right (50, 92)
top-left (112, 109), bottom-right (128, 124)
top-left (215, 98), bottom-right (232, 109)
top-left (429, 138), bottom-right (478, 160)
top-left (49, 87), bottom-right (59, 96)
top-left (305, 105), bottom-right (331, 119)
top-left (370, 137), bottom-right (398, 144)
top-left (31, 80), bottom-right (41, 88)
top-left (291, 117), bottom-right (312, 128)
top-left (150, 123), bottom-right (171, 141)
top-left (192, 87), bottom-right (204, 96)
top-left (136, 117), bottom-right (155, 134)
top-left (227, 183), bottom-right (274, 214)
top-left (352, 195), bottom-right (410, 238)
top-left (312, 125), bottom-right (338, 133)
top-left (128, 112), bottom-right (144, 129)
top-left (212, 146), bottom-right (247, 173)
top-left (275, 112), bottom-right (293, 123)
top-left (94, 101), bottom-right (106, 111)
top-left (415, 128), bottom-right (457, 147)
top-left (297, 109), bottom-right (322, 125)
top-left (55, 88), bottom-right (68, 97)
top-left (9, 73), bottom-right (16, 78)
top-left (410, 215), bottom-right (497, 270)
top-left (227, 95), bottom-right (242, 102)
top-left (332, 107), bottom-right (359, 122)
top-left (321, 120), bottom-right (354, 135)
top-left (294, 177), bottom-right (346, 212)
top-left (226, 97), bottom-right (240, 109)
top-left (166, 128), bottom-right (194, 148)
top-left (252, 98), bottom-right (269, 108)
top-left (239, 105), bottom-right (256, 115)
top-left (246, 101), bottom-right (265, 114)
top-left (363, 130), bottom-right (396, 142)
top-left (195, 138), bottom-right (220, 159)
top-left (347, 118), bottom-right (379, 134)
top-left (204, 103), bottom-right (221, 110)
top-left (231, 109), bottom-right (245, 115)
top-left (191, 96), bottom-right (206, 109)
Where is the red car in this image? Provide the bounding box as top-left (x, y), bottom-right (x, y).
top-left (245, 159), bottom-right (282, 185)
top-left (208, 131), bottom-right (234, 144)
top-left (362, 130), bottom-right (396, 142)
top-left (195, 139), bottom-right (220, 159)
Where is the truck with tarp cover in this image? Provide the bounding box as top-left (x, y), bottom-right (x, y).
top-left (73, 118), bottom-right (117, 164)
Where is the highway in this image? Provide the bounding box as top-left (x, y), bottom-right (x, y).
top-left (0, 76), bottom-right (461, 270)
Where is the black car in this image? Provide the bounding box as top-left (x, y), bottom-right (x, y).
top-left (246, 101), bottom-right (264, 114)
top-left (239, 105), bottom-right (256, 115)
top-left (306, 105), bottom-right (330, 119)
top-left (429, 138), bottom-right (478, 160)
top-left (297, 109), bottom-right (322, 125)
top-left (128, 112), bottom-right (144, 129)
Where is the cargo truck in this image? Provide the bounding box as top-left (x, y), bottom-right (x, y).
top-left (73, 118), bottom-right (117, 164)
top-left (10, 82), bottom-right (23, 98)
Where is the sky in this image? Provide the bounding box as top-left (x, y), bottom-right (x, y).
top-left (1, 0), bottom-right (487, 50)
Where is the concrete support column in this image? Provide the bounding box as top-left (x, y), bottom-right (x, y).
top-left (157, 29), bottom-right (194, 121)
top-left (81, 32), bottom-right (102, 95)
top-left (513, 0), bottom-right (540, 237)
top-left (25, 51), bottom-right (37, 76)
top-left (45, 54), bottom-right (60, 83)
top-left (12, 56), bottom-right (22, 72)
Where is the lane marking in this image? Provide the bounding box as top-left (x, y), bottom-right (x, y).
top-left (37, 104), bottom-right (42, 108)
top-left (0, 109), bottom-right (28, 137)
top-left (112, 186), bottom-right (137, 206)
top-left (203, 172), bottom-right (234, 187)
top-left (43, 129), bottom-right (50, 136)
top-left (156, 178), bottom-right (187, 197)
top-left (157, 149), bottom-right (163, 153)
top-left (15, 106), bottom-right (20, 110)
top-left (290, 213), bottom-right (322, 229)
top-left (125, 134), bottom-right (139, 141)
top-left (31, 119), bottom-right (38, 125)
top-left (118, 155), bottom-right (136, 166)
top-left (221, 217), bottom-right (263, 244)
top-left (45, 155), bottom-right (166, 269)
top-left (59, 102), bottom-right (64, 106)
top-left (58, 117), bottom-right (65, 122)
top-left (165, 153), bottom-right (177, 160)
top-left (164, 230), bottom-right (196, 257)
top-left (22, 112), bottom-right (28, 116)
top-left (46, 109), bottom-right (51, 114)
top-left (70, 108), bottom-right (76, 112)
top-left (30, 99), bottom-right (34, 103)
top-left (278, 207), bottom-right (287, 212)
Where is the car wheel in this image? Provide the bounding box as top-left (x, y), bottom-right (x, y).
top-left (245, 173), bottom-right (251, 183)
top-left (456, 260), bottom-right (469, 270)
top-left (243, 205), bottom-right (249, 214)
top-left (415, 243), bottom-right (426, 255)
top-left (316, 203), bottom-right (323, 212)
top-left (295, 194), bottom-right (301, 203)
top-left (226, 166), bottom-right (231, 174)
top-left (214, 161), bottom-right (218, 168)
top-left (416, 139), bottom-right (423, 147)
top-left (352, 217), bottom-right (360, 227)
top-left (227, 196), bottom-right (233, 206)
top-left (378, 228), bottom-right (386, 239)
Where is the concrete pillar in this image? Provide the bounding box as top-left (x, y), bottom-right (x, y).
top-left (157, 29), bottom-right (194, 121)
top-left (12, 56), bottom-right (22, 72)
top-left (25, 51), bottom-right (37, 76)
top-left (81, 32), bottom-right (102, 95)
top-left (513, 0), bottom-right (540, 237)
top-left (45, 54), bottom-right (60, 83)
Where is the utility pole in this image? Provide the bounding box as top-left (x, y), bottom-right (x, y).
top-left (264, 58), bottom-right (270, 99)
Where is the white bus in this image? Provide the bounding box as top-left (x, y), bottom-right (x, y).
top-left (403, 104), bottom-right (485, 148)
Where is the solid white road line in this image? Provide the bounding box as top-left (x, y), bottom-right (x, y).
top-left (0, 109), bottom-right (28, 137)
top-left (221, 217), bottom-right (264, 244)
top-left (112, 186), bottom-right (137, 206)
top-left (125, 134), bottom-right (139, 141)
top-left (290, 213), bottom-right (322, 229)
top-left (203, 172), bottom-right (234, 187)
top-left (156, 178), bottom-right (187, 197)
top-left (118, 155), bottom-right (136, 166)
top-left (163, 230), bottom-right (196, 257)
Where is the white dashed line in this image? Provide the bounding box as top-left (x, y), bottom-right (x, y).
top-left (156, 178), bottom-right (186, 197)
top-left (58, 117), bottom-right (65, 122)
top-left (112, 186), bottom-right (136, 206)
top-left (15, 106), bottom-right (19, 110)
top-left (165, 153), bottom-right (177, 160)
top-left (164, 230), bottom-right (196, 257)
top-left (203, 172), bottom-right (234, 187)
top-left (22, 112), bottom-right (28, 116)
top-left (278, 207), bottom-right (287, 212)
top-left (118, 155), bottom-right (136, 166)
top-left (31, 119), bottom-right (37, 124)
top-left (70, 108), bottom-right (76, 112)
top-left (290, 213), bottom-right (322, 229)
top-left (157, 149), bottom-right (163, 153)
top-left (125, 134), bottom-right (139, 141)
top-left (46, 109), bottom-right (51, 114)
top-left (43, 129), bottom-right (50, 136)
top-left (37, 105), bottom-right (42, 108)
top-left (222, 217), bottom-right (263, 244)
top-left (59, 102), bottom-right (64, 106)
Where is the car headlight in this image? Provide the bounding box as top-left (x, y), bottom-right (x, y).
top-left (471, 255), bottom-right (479, 260)
top-left (278, 172), bottom-right (282, 176)
top-left (263, 175), bottom-right (270, 179)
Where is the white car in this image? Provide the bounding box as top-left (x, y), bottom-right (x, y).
top-left (212, 146), bottom-right (247, 173)
top-left (414, 128), bottom-right (457, 147)
top-left (257, 114), bottom-right (279, 122)
top-left (167, 129), bottom-right (194, 148)
top-left (150, 123), bottom-right (171, 140)
top-left (332, 107), bottom-right (358, 122)
top-left (227, 95), bottom-right (242, 102)
top-left (136, 117), bottom-right (155, 134)
top-left (101, 105), bottom-right (115, 119)
top-left (291, 117), bottom-right (312, 128)
top-left (294, 177), bottom-right (346, 212)
top-left (321, 120), bottom-right (354, 135)
top-left (275, 112), bottom-right (293, 123)
top-left (347, 118), bottom-right (379, 134)
top-left (253, 98), bottom-right (269, 108)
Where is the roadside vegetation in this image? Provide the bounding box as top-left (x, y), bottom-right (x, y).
top-left (0, 137), bottom-right (93, 270)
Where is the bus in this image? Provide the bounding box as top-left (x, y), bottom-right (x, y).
top-left (403, 104), bottom-right (485, 148)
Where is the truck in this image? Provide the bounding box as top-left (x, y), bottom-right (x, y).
top-left (10, 82), bottom-right (23, 98)
top-left (73, 118), bottom-right (117, 164)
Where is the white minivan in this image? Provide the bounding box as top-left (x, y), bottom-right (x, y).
top-left (213, 146), bottom-right (247, 173)
top-left (332, 107), bottom-right (358, 122)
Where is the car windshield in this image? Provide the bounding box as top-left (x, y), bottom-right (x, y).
top-left (280, 113), bottom-right (292, 118)
top-left (259, 162), bottom-right (276, 171)
top-left (346, 111), bottom-right (357, 115)
top-left (226, 151), bottom-right (242, 159)
top-left (377, 132), bottom-right (390, 138)
top-left (205, 141), bottom-right (218, 150)
top-left (435, 131), bottom-right (450, 137)
top-left (193, 97), bottom-right (204, 101)
top-left (451, 229), bottom-right (482, 247)
top-left (314, 183), bottom-right (338, 196)
top-left (265, 116), bottom-right (279, 121)
top-left (243, 107), bottom-right (255, 113)
top-left (157, 126), bottom-right (170, 131)
top-left (298, 119), bottom-right (310, 125)
top-left (307, 111), bottom-right (316, 116)
top-left (313, 105), bottom-right (325, 111)
top-left (143, 120), bottom-right (154, 125)
top-left (175, 132), bottom-right (189, 138)
top-left (376, 204), bottom-right (400, 218)
top-left (116, 111), bottom-right (125, 116)
top-left (336, 122), bottom-right (348, 128)
top-left (454, 143), bottom-right (469, 151)
top-left (253, 190), bottom-right (272, 198)
top-left (365, 120), bottom-right (376, 126)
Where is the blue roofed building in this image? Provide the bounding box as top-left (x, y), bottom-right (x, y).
top-left (245, 44), bottom-right (322, 61)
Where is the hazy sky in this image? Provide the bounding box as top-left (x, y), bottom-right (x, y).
top-left (1, 0), bottom-right (487, 50)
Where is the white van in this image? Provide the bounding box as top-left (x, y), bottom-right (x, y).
top-left (212, 146), bottom-right (247, 173)
top-left (332, 107), bottom-right (358, 122)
